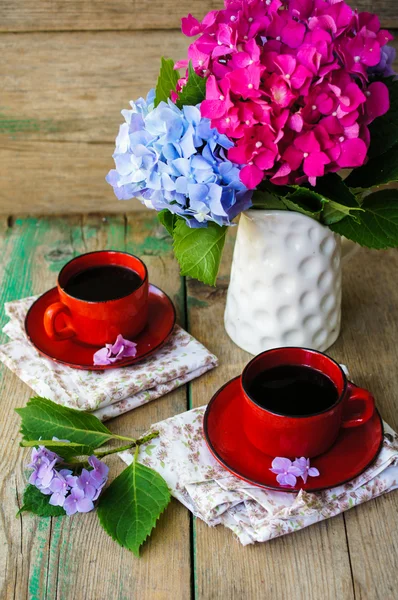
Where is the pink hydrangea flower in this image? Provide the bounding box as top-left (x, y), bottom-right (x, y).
top-left (93, 334), bottom-right (137, 366)
top-left (179, 0), bottom-right (394, 188)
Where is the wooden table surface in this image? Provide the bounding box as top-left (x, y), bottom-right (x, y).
top-left (0, 212), bottom-right (397, 600)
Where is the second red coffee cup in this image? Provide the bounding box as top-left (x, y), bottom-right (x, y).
top-left (241, 347), bottom-right (375, 458)
top-left (43, 251), bottom-right (148, 346)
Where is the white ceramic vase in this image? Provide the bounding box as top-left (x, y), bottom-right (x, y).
top-left (224, 209), bottom-right (356, 355)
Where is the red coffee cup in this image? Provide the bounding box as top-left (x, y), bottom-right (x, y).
top-left (241, 347), bottom-right (375, 458)
top-left (43, 251), bottom-right (148, 346)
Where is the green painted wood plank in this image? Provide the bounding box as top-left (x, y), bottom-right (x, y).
top-left (0, 216), bottom-right (82, 600)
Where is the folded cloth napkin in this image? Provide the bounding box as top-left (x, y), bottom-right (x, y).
top-left (0, 297), bottom-right (218, 420)
top-left (120, 406), bottom-right (398, 546)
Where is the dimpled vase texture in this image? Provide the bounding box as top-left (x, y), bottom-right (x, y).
top-left (224, 210), bottom-right (342, 355)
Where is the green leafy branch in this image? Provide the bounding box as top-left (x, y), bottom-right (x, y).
top-left (16, 397), bottom-right (171, 557)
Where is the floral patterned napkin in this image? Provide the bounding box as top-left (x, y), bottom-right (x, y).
top-left (0, 296), bottom-right (218, 420)
top-left (120, 407), bottom-right (398, 546)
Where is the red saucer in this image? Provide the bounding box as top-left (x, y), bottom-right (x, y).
top-left (25, 285), bottom-right (176, 370)
top-left (203, 376), bottom-right (383, 492)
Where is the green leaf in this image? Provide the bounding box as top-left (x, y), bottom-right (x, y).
top-left (322, 200), bottom-right (363, 225)
top-left (251, 189), bottom-right (287, 210)
top-left (330, 189), bottom-right (398, 249)
top-left (282, 187), bottom-right (325, 219)
top-left (16, 397), bottom-right (114, 449)
top-left (314, 173), bottom-right (359, 206)
top-left (97, 461), bottom-right (170, 557)
top-left (154, 58), bottom-right (179, 107)
top-left (345, 144), bottom-right (398, 189)
top-left (316, 175), bottom-right (362, 224)
top-left (173, 219), bottom-right (227, 286)
top-left (368, 77), bottom-right (398, 158)
top-left (175, 61), bottom-right (206, 109)
top-left (157, 209), bottom-right (178, 237)
top-left (313, 173), bottom-right (363, 225)
top-left (18, 485), bottom-right (65, 518)
top-left (20, 439), bottom-right (96, 461)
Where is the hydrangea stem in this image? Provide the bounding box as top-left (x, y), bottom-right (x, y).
top-left (94, 430), bottom-right (159, 459)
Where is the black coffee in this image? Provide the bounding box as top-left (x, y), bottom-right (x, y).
top-left (64, 265), bottom-right (142, 301)
top-left (246, 365), bottom-right (338, 416)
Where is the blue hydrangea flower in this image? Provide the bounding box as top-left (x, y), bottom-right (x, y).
top-left (106, 90), bottom-right (253, 227)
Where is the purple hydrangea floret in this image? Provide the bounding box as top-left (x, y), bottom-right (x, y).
top-left (270, 457), bottom-right (303, 487)
top-left (63, 487), bottom-right (95, 516)
top-left (48, 470), bottom-right (71, 507)
top-left (292, 457), bottom-right (320, 484)
top-left (270, 456), bottom-right (320, 487)
top-left (88, 455), bottom-right (109, 487)
top-left (106, 89), bottom-right (253, 228)
top-left (27, 443), bottom-right (109, 515)
top-left (93, 334), bottom-right (137, 366)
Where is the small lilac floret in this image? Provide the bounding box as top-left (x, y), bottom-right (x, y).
top-left (48, 471), bottom-right (70, 507)
top-left (76, 469), bottom-right (97, 500)
top-left (270, 457), bottom-right (302, 487)
top-left (28, 445), bottom-right (60, 468)
top-left (93, 334), bottom-right (137, 366)
top-left (29, 456), bottom-right (58, 492)
top-left (293, 457), bottom-right (320, 484)
top-left (270, 456), bottom-right (320, 487)
top-left (63, 487), bottom-right (94, 516)
top-left (88, 455), bottom-right (110, 487)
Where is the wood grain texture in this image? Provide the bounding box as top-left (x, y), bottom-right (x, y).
top-left (331, 246), bottom-right (398, 600)
top-left (0, 0), bottom-right (396, 31)
top-left (0, 213), bottom-right (191, 600)
top-left (0, 31), bottom-right (190, 143)
top-left (0, 0), bottom-right (214, 32)
top-left (186, 229), bottom-right (356, 600)
top-left (0, 139), bottom-right (137, 215)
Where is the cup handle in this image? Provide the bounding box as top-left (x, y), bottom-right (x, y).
top-left (341, 381), bottom-right (375, 428)
top-left (43, 302), bottom-right (75, 341)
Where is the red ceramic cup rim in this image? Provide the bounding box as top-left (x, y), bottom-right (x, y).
top-left (57, 250), bottom-right (149, 305)
top-left (241, 347), bottom-right (348, 419)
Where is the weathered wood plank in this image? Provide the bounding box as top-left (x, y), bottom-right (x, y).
top-left (0, 0), bottom-right (213, 32)
top-left (0, 140), bottom-right (140, 215)
top-left (331, 246), bottom-right (398, 600)
top-left (0, 216), bottom-right (81, 600)
top-left (0, 213), bottom-right (191, 600)
top-left (0, 0), bottom-right (396, 31)
top-left (0, 31), bottom-right (189, 143)
top-left (186, 229), bottom-right (355, 600)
